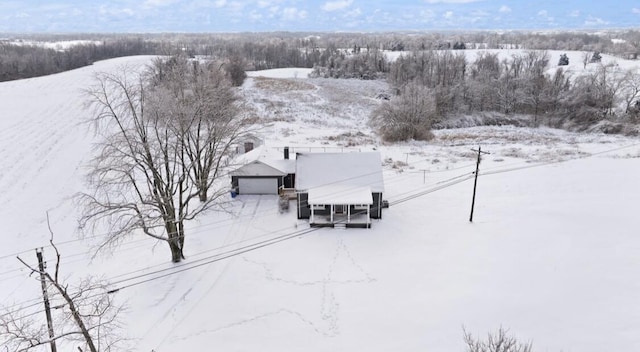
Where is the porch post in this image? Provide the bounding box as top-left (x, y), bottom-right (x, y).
top-left (347, 205), bottom-right (351, 223)
top-left (330, 204), bottom-right (334, 224)
top-left (311, 204), bottom-right (315, 224)
top-left (367, 205), bottom-right (370, 225)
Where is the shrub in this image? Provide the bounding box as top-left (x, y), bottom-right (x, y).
top-left (370, 82), bottom-right (439, 142)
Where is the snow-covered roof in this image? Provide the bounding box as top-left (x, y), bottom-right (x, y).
top-left (231, 146), bottom-right (295, 175)
top-left (296, 152), bottom-right (384, 193)
top-left (265, 158), bottom-right (296, 174)
top-left (229, 160), bottom-right (287, 177)
top-left (308, 185), bottom-right (373, 205)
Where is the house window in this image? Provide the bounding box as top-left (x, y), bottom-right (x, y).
top-left (312, 205), bottom-right (325, 210)
top-left (353, 204), bottom-right (369, 210)
top-left (244, 142), bottom-right (254, 153)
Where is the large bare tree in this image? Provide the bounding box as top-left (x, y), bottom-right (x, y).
top-left (79, 57), bottom-right (251, 262)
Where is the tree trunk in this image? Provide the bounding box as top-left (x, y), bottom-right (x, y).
top-left (198, 188), bottom-right (207, 202)
top-left (46, 277), bottom-right (98, 352)
top-left (177, 220), bottom-right (186, 259)
top-left (166, 221), bottom-right (184, 263)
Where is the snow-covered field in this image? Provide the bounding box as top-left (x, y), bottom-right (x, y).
top-left (1, 52), bottom-right (640, 351)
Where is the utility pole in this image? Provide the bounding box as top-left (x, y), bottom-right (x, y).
top-left (36, 248), bottom-right (57, 352)
top-left (469, 146), bottom-right (490, 222)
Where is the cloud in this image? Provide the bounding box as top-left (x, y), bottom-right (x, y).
top-left (569, 10), bottom-right (580, 17)
top-left (471, 9), bottom-right (489, 17)
top-left (584, 15), bottom-right (609, 26)
top-left (257, 0), bottom-right (271, 8)
top-left (322, 0), bottom-right (353, 12)
top-left (282, 7), bottom-right (307, 20)
top-left (345, 7), bottom-right (362, 18)
top-left (420, 9), bottom-right (436, 19)
top-left (249, 10), bottom-right (262, 20)
top-left (425, 0), bottom-right (482, 3)
top-left (99, 5), bottom-right (135, 16)
top-left (499, 5), bottom-right (511, 13)
top-left (633, 8), bottom-right (640, 15)
top-left (537, 10), bottom-right (554, 20)
top-left (443, 11), bottom-right (454, 19)
top-left (143, 0), bottom-right (180, 7)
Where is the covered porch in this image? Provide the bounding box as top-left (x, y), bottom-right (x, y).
top-left (308, 185), bottom-right (373, 228)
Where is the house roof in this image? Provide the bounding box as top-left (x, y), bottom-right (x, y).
top-left (231, 146), bottom-right (295, 176)
top-left (308, 185), bottom-right (373, 205)
top-left (296, 152), bottom-right (384, 194)
top-left (230, 160), bottom-right (287, 177)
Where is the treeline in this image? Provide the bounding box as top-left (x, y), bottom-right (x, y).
top-left (3, 30), bottom-right (639, 82)
top-left (188, 30), bottom-right (640, 83)
top-left (309, 48), bottom-right (391, 79)
top-left (371, 50), bottom-right (640, 141)
top-left (393, 50), bottom-right (640, 123)
top-left (0, 38), bottom-right (162, 81)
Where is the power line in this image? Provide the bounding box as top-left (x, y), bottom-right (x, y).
top-left (2, 221), bottom-right (326, 319)
top-left (0, 151), bottom-right (436, 268)
top-left (3, 141), bottom-right (639, 315)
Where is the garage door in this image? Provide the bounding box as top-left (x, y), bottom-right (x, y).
top-left (238, 178), bottom-right (279, 195)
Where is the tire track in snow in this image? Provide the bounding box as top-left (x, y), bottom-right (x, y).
top-left (145, 196), bottom-right (265, 350)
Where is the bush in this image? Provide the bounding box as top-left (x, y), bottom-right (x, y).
top-left (370, 82), bottom-right (439, 142)
top-left (558, 53), bottom-right (569, 66)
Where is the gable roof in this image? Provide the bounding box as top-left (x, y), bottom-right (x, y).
top-left (295, 152), bottom-right (384, 193)
top-left (230, 160), bottom-right (287, 177)
top-left (231, 146), bottom-right (295, 176)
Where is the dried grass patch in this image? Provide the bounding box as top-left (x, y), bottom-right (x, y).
top-left (253, 77), bottom-right (315, 92)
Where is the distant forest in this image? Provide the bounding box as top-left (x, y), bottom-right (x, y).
top-left (2, 30), bottom-right (639, 82)
top-left (2, 30), bottom-right (640, 135)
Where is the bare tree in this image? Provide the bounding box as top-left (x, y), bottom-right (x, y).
top-left (582, 51), bottom-right (591, 69)
top-left (0, 225), bottom-right (126, 352)
top-left (79, 59), bottom-right (249, 263)
top-left (147, 57), bottom-right (254, 203)
top-left (463, 326), bottom-right (533, 352)
top-left (620, 69), bottom-right (640, 114)
top-left (594, 63), bottom-right (625, 117)
top-left (223, 55), bottom-right (248, 87)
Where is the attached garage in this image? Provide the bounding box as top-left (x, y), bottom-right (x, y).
top-left (230, 158), bottom-right (295, 195)
top-left (238, 177), bottom-right (279, 195)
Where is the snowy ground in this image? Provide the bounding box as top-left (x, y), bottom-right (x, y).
top-left (1, 53), bottom-right (640, 351)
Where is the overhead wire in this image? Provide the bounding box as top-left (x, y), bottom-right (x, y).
top-left (0, 151), bottom-right (438, 271)
top-left (3, 140), bottom-right (637, 281)
top-left (3, 140), bottom-right (639, 317)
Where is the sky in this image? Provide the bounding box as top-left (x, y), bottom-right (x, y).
top-left (0, 0), bottom-right (639, 33)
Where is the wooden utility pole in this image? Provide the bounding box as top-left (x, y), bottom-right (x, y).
top-left (36, 248), bottom-right (57, 352)
top-left (469, 146), bottom-right (490, 222)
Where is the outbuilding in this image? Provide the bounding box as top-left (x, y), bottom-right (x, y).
top-left (230, 147), bottom-right (295, 195)
top-left (295, 152), bottom-right (384, 228)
